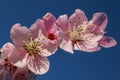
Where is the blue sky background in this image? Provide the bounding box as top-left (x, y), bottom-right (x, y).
top-left (0, 0), bottom-right (120, 80)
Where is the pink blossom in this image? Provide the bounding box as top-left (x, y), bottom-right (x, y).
top-left (0, 42), bottom-right (36, 80)
top-left (7, 23), bottom-right (54, 75)
top-left (56, 9), bottom-right (117, 53)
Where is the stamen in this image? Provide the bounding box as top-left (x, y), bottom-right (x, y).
top-left (23, 36), bottom-right (41, 56)
top-left (68, 19), bottom-right (86, 44)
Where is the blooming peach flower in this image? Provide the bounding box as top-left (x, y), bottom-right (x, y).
top-left (56, 9), bottom-right (117, 53)
top-left (0, 42), bottom-right (36, 80)
top-left (7, 23), bottom-right (54, 75)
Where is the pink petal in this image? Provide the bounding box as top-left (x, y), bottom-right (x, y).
top-left (14, 56), bottom-right (27, 68)
top-left (43, 13), bottom-right (56, 31)
top-left (36, 29), bottom-right (49, 44)
top-left (83, 34), bottom-right (103, 42)
top-left (8, 47), bottom-right (26, 66)
top-left (56, 14), bottom-right (69, 33)
top-left (10, 23), bottom-right (30, 47)
top-left (40, 40), bottom-right (58, 56)
top-left (1, 42), bottom-right (14, 59)
top-left (99, 36), bottom-right (117, 48)
top-left (85, 24), bottom-right (104, 35)
top-left (30, 19), bottom-right (45, 39)
top-left (89, 12), bottom-right (108, 30)
top-left (74, 41), bottom-right (100, 52)
top-left (27, 54), bottom-right (50, 75)
top-left (69, 9), bottom-right (88, 29)
top-left (36, 30), bottom-right (58, 56)
top-left (47, 24), bottom-right (59, 40)
top-left (59, 33), bottom-right (73, 54)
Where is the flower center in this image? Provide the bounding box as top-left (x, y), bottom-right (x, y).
top-left (23, 36), bottom-right (40, 56)
top-left (67, 20), bottom-right (88, 43)
top-left (48, 33), bottom-right (56, 40)
top-left (68, 25), bottom-right (84, 43)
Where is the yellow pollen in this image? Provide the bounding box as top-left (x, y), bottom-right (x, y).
top-left (23, 36), bottom-right (40, 56)
top-left (68, 24), bottom-right (84, 43)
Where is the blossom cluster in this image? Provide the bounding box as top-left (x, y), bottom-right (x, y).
top-left (0, 9), bottom-right (117, 80)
